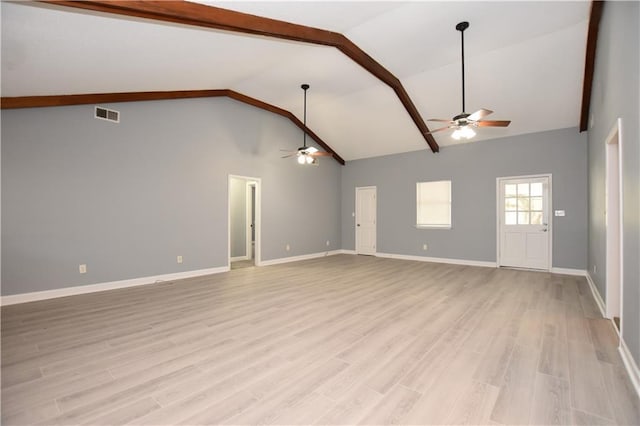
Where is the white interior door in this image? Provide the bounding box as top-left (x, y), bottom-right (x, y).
top-left (498, 176), bottom-right (551, 270)
top-left (356, 186), bottom-right (376, 255)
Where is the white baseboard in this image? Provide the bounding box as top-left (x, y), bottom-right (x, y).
top-left (230, 255), bottom-right (249, 262)
top-left (259, 250), bottom-right (343, 267)
top-left (585, 271), bottom-right (607, 318)
top-left (339, 249), bottom-right (357, 255)
top-left (550, 267), bottom-right (588, 276)
top-left (619, 337), bottom-right (640, 399)
top-left (375, 252), bottom-right (497, 268)
top-left (0, 266), bottom-right (229, 306)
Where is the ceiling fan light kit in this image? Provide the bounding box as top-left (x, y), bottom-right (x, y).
top-left (451, 126), bottom-right (476, 140)
top-left (426, 21), bottom-right (511, 141)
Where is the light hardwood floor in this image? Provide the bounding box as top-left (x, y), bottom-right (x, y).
top-left (2, 255), bottom-right (638, 425)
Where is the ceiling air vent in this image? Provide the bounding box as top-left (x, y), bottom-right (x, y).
top-left (94, 106), bottom-right (120, 123)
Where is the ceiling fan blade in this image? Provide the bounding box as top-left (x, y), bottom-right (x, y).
top-left (427, 118), bottom-right (453, 123)
top-left (467, 109), bottom-right (493, 121)
top-left (425, 126), bottom-right (452, 134)
top-left (281, 154), bottom-right (295, 158)
top-left (477, 120), bottom-right (511, 127)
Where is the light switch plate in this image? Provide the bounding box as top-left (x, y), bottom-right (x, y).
top-left (554, 210), bottom-right (566, 217)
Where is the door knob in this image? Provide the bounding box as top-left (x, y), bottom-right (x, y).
top-left (357, 224), bottom-right (361, 227)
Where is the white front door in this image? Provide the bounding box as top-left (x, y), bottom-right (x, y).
top-left (356, 186), bottom-right (376, 255)
top-left (498, 176), bottom-right (551, 270)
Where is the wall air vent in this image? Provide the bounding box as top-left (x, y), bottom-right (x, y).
top-left (94, 106), bottom-right (120, 123)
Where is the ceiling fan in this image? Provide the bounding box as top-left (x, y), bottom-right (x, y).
top-left (281, 84), bottom-right (332, 165)
top-left (427, 21), bottom-right (511, 140)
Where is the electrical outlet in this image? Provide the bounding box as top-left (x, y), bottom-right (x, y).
top-left (326, 240), bottom-right (330, 246)
top-left (593, 265), bottom-right (597, 274)
top-left (286, 244), bottom-right (290, 251)
top-left (177, 255), bottom-right (183, 264)
top-left (422, 243), bottom-right (428, 251)
top-left (79, 264), bottom-right (87, 274)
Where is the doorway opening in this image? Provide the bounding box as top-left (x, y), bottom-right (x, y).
top-left (229, 175), bottom-right (261, 269)
top-left (605, 118), bottom-right (623, 334)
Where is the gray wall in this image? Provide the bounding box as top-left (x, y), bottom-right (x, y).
top-left (342, 127), bottom-right (588, 269)
top-left (1, 97), bottom-right (342, 295)
top-left (229, 177), bottom-right (247, 258)
top-left (587, 1), bottom-right (640, 366)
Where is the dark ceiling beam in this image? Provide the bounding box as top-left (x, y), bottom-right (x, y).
top-left (0, 90), bottom-right (224, 109)
top-left (579, 0), bottom-right (604, 132)
top-left (41, 0), bottom-right (439, 153)
top-left (1, 89), bottom-right (345, 165)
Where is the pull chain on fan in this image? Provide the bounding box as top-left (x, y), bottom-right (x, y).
top-left (426, 21), bottom-right (511, 140)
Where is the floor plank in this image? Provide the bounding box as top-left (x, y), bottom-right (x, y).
top-left (529, 372), bottom-right (571, 425)
top-left (567, 339), bottom-right (614, 420)
top-left (356, 384), bottom-right (421, 425)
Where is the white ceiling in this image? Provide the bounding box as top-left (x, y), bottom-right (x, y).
top-left (1, 1), bottom-right (591, 161)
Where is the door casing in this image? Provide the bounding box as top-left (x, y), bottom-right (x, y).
top-left (605, 118), bottom-right (624, 337)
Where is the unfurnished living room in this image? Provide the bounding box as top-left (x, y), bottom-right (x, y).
top-left (1, 1), bottom-right (639, 425)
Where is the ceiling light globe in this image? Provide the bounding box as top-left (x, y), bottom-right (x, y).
top-left (451, 126), bottom-right (476, 141)
top-left (460, 126), bottom-right (476, 139)
top-left (297, 154), bottom-right (306, 164)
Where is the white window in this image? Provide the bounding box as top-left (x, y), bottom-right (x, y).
top-left (417, 180), bottom-right (451, 228)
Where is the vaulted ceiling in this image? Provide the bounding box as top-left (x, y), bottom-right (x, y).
top-left (1, 1), bottom-right (592, 161)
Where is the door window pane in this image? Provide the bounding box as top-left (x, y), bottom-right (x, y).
top-left (505, 212), bottom-right (517, 225)
top-left (531, 212), bottom-right (543, 225)
top-left (518, 212), bottom-right (530, 224)
top-left (531, 197), bottom-right (543, 211)
top-left (505, 197), bottom-right (517, 211)
top-left (505, 184), bottom-right (517, 196)
top-left (517, 197), bottom-right (530, 211)
top-left (531, 182), bottom-right (543, 196)
top-left (517, 183), bottom-right (530, 196)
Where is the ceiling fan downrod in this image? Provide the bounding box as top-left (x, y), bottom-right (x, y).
top-left (302, 83), bottom-right (309, 148)
top-left (456, 21), bottom-right (469, 117)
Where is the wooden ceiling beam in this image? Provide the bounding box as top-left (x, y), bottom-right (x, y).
top-left (0, 90), bottom-right (226, 109)
top-left (1, 89), bottom-right (345, 165)
top-left (579, 0), bottom-right (604, 132)
top-left (41, 0), bottom-right (439, 153)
